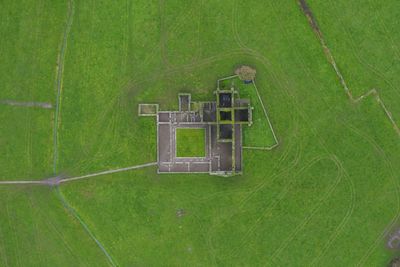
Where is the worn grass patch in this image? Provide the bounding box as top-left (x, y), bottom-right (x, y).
top-left (176, 128), bottom-right (205, 157)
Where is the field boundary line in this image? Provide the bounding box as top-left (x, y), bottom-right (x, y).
top-left (324, 0), bottom-right (400, 101)
top-left (55, 186), bottom-right (117, 267)
top-left (53, 0), bottom-right (75, 174)
top-left (298, 0), bottom-right (400, 137)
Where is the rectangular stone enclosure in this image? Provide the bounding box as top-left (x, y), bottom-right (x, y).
top-left (142, 77), bottom-right (253, 176)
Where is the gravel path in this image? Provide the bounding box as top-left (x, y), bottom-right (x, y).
top-left (0, 100), bottom-right (52, 109)
top-left (0, 162), bottom-right (157, 186)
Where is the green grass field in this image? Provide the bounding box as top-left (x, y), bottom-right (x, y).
top-left (176, 128), bottom-right (206, 158)
top-left (1, 0), bottom-right (400, 266)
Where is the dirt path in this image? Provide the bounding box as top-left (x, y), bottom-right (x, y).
top-left (0, 100), bottom-right (52, 109)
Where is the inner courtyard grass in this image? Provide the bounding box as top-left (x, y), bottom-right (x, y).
top-left (176, 128), bottom-right (205, 157)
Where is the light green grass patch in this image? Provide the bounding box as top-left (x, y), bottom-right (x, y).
top-left (0, 186), bottom-right (109, 266)
top-left (0, 105), bottom-right (53, 180)
top-left (176, 128), bottom-right (205, 157)
top-left (0, 1), bottom-right (66, 101)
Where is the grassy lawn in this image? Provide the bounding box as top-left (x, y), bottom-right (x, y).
top-left (0, 106), bottom-right (54, 180)
top-left (0, 186), bottom-right (109, 266)
top-left (176, 128), bottom-right (205, 157)
top-left (0, 1), bottom-right (66, 180)
top-left (1, 0), bottom-right (400, 266)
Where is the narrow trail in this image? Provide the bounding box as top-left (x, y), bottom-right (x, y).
top-left (298, 0), bottom-right (400, 137)
top-left (54, 186), bottom-right (117, 267)
top-left (0, 100), bottom-right (52, 109)
top-left (53, 0), bottom-right (75, 174)
top-left (0, 162), bottom-right (157, 186)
